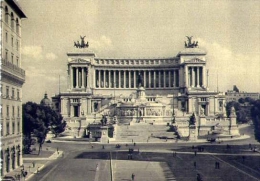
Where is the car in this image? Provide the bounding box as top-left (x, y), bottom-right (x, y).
top-left (115, 144), bottom-right (121, 148)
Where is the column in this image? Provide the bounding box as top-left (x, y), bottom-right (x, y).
top-left (196, 67), bottom-right (200, 87)
top-left (129, 71), bottom-right (131, 88)
top-left (149, 70), bottom-right (151, 88)
top-left (76, 67), bottom-right (79, 88)
top-left (98, 70), bottom-right (101, 88)
top-left (113, 70), bottom-right (116, 88)
top-left (103, 70), bottom-right (107, 88)
top-left (118, 70), bottom-right (121, 88)
top-left (175, 70), bottom-right (178, 87)
top-left (158, 71), bottom-right (161, 88)
top-left (143, 70), bottom-right (146, 88)
top-left (168, 71), bottom-right (171, 87)
top-left (124, 70), bottom-right (126, 88)
top-left (70, 67), bottom-right (73, 89)
top-left (153, 71), bottom-right (155, 88)
top-left (172, 70), bottom-right (174, 87)
top-left (108, 70), bottom-right (111, 88)
top-left (70, 103), bottom-right (73, 117)
top-left (185, 66), bottom-right (188, 87)
top-left (134, 71), bottom-right (136, 88)
top-left (192, 67), bottom-right (195, 87)
top-left (163, 71), bottom-right (166, 88)
top-left (81, 67), bottom-right (85, 88)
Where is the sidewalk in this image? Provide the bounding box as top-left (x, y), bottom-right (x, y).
top-left (3, 150), bottom-right (63, 181)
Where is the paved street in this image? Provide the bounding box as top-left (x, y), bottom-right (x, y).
top-left (25, 125), bottom-right (260, 181)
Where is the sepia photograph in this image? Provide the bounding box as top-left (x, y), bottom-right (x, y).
top-left (1, 0), bottom-right (260, 180)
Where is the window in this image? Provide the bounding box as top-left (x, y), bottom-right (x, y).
top-left (6, 86), bottom-right (9, 97)
top-left (17, 122), bottom-right (20, 133)
top-left (5, 50), bottom-right (8, 61)
top-left (16, 18), bottom-right (19, 35)
top-left (6, 122), bottom-right (10, 135)
top-left (5, 32), bottom-right (8, 43)
top-left (12, 122), bottom-right (15, 134)
top-left (6, 105), bottom-right (9, 117)
top-left (5, 6), bottom-right (9, 24)
top-left (11, 54), bottom-right (14, 64)
top-left (16, 57), bottom-right (19, 67)
top-left (1, 124), bottom-right (3, 136)
top-left (17, 106), bottom-right (20, 117)
top-left (16, 40), bottom-right (19, 51)
top-left (11, 13), bottom-right (14, 29)
top-left (11, 36), bottom-right (14, 47)
top-left (12, 106), bottom-right (15, 117)
top-left (12, 88), bottom-right (15, 99)
top-left (0, 105), bottom-right (2, 116)
top-left (17, 89), bottom-right (20, 100)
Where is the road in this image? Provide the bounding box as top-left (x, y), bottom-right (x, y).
top-left (27, 124), bottom-right (260, 181)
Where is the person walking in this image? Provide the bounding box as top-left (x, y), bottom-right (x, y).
top-left (131, 173), bottom-right (135, 180)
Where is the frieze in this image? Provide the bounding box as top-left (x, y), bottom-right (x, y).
top-left (185, 58), bottom-right (205, 64)
top-left (94, 58), bottom-right (179, 66)
top-left (70, 58), bottom-right (90, 64)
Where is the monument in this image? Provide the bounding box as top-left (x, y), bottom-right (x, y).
top-left (52, 36), bottom-right (240, 141)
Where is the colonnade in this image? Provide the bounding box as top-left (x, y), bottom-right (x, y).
top-left (187, 66), bottom-right (204, 87)
top-left (1, 145), bottom-right (21, 175)
top-left (70, 67), bottom-right (88, 89)
top-left (95, 69), bottom-right (179, 89)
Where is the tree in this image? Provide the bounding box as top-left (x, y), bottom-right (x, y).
top-left (238, 98), bottom-right (245, 104)
top-left (22, 102), bottom-right (65, 154)
top-left (251, 100), bottom-right (260, 141)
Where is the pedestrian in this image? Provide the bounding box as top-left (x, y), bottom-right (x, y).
top-left (215, 161), bottom-right (218, 169)
top-left (194, 151), bottom-right (197, 156)
top-left (194, 161), bottom-right (197, 169)
top-left (134, 142), bottom-right (136, 146)
top-left (57, 147), bottom-right (59, 152)
top-left (131, 173), bottom-right (135, 180)
top-left (32, 162), bottom-right (35, 168)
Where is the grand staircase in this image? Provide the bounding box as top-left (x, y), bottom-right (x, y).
top-left (110, 123), bottom-right (176, 142)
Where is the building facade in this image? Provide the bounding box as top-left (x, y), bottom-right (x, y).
top-left (1, 0), bottom-right (26, 177)
top-left (225, 90), bottom-right (259, 103)
top-left (52, 37), bottom-right (239, 139)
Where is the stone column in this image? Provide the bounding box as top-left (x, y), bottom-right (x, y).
top-left (103, 70), bottom-right (106, 88)
top-left (81, 67), bottom-right (85, 88)
top-left (196, 67), bottom-right (200, 87)
top-left (134, 71), bottom-right (136, 88)
top-left (76, 67), bottom-right (79, 88)
top-left (163, 70), bottom-right (166, 88)
top-left (149, 70), bottom-right (151, 88)
top-left (70, 66), bottom-right (74, 89)
top-left (70, 102), bottom-right (73, 117)
top-left (172, 70), bottom-right (174, 87)
top-left (123, 70), bottom-right (126, 88)
top-left (113, 70), bottom-right (116, 88)
top-left (185, 66), bottom-right (188, 87)
top-left (158, 71), bottom-right (161, 88)
top-left (154, 71), bottom-right (156, 88)
top-left (118, 70), bottom-right (121, 88)
top-left (168, 70), bottom-right (171, 87)
top-left (144, 70), bottom-right (146, 88)
top-left (98, 70), bottom-right (101, 88)
top-left (128, 71), bottom-right (131, 88)
top-left (175, 70), bottom-right (178, 87)
top-left (192, 67), bottom-right (195, 87)
top-left (108, 70), bottom-right (111, 88)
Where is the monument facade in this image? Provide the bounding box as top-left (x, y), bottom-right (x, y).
top-left (52, 36), bottom-right (239, 139)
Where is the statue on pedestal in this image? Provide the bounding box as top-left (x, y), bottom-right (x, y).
top-left (137, 73), bottom-right (143, 87)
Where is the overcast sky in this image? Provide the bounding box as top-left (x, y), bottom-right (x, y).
top-left (18, 0), bottom-right (260, 103)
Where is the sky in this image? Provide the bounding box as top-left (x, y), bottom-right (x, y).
top-left (18, 0), bottom-right (260, 103)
